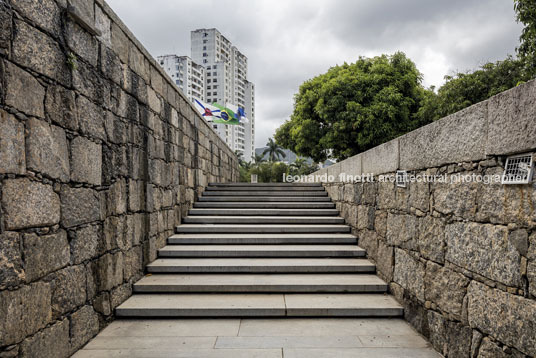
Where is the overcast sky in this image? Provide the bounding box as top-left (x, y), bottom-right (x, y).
top-left (106, 0), bottom-right (522, 148)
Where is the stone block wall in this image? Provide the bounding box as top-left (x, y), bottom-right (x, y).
top-left (0, 0), bottom-right (238, 356)
top-left (311, 80), bottom-right (536, 357)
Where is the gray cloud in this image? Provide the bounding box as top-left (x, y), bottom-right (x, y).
top-left (107, 0), bottom-right (522, 148)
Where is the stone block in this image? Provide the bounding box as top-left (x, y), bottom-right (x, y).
top-left (11, 0), bottom-right (61, 35)
top-left (123, 246), bottom-right (142, 282)
top-left (427, 310), bottom-right (472, 358)
top-left (0, 110), bottom-right (25, 174)
top-left (45, 85), bottom-right (78, 131)
top-left (445, 222), bottom-right (521, 287)
top-left (93, 292), bottom-right (111, 316)
top-left (528, 261), bottom-right (536, 298)
top-left (96, 251), bottom-right (123, 291)
top-left (106, 178), bottom-right (127, 215)
top-left (23, 230), bottom-right (69, 282)
top-left (12, 20), bottom-right (70, 85)
top-left (357, 229), bottom-right (378, 258)
top-left (20, 319), bottom-right (70, 358)
top-left (50, 265), bottom-right (86, 317)
top-left (361, 139), bottom-right (399, 175)
top-left (95, 5), bottom-right (111, 46)
top-left (4, 62), bottom-right (45, 117)
top-left (386, 213), bottom-right (418, 250)
top-left (128, 179), bottom-right (144, 212)
top-left (103, 215), bottom-right (128, 252)
top-left (147, 86), bottom-right (161, 114)
top-left (477, 337), bottom-right (517, 358)
top-left (26, 118), bottom-right (70, 181)
top-left (433, 180), bottom-right (478, 219)
top-left (377, 180), bottom-right (396, 210)
top-left (60, 186), bottom-right (100, 228)
top-left (357, 205), bottom-right (375, 230)
top-left (0, 2), bottom-right (11, 52)
top-left (476, 183), bottom-right (534, 226)
top-left (361, 182), bottom-right (376, 205)
top-left (393, 248), bottom-right (424, 301)
top-left (110, 282), bottom-right (132, 309)
top-left (73, 61), bottom-right (104, 105)
top-left (77, 95), bottom-right (106, 141)
top-left (374, 210), bottom-right (387, 238)
top-left (70, 136), bottom-right (102, 185)
top-left (70, 305), bottom-right (99, 351)
top-left (129, 43), bottom-right (149, 82)
top-left (65, 19), bottom-right (98, 66)
top-left (486, 79), bottom-right (536, 156)
top-left (71, 224), bottom-right (101, 264)
top-left (400, 101), bottom-right (487, 170)
top-left (2, 178), bottom-right (60, 230)
top-left (376, 240), bottom-right (394, 282)
top-left (0, 282), bottom-right (51, 345)
top-left (340, 154), bottom-right (362, 177)
top-left (110, 22), bottom-right (128, 63)
top-left (418, 216), bottom-right (445, 263)
top-left (467, 281), bottom-right (536, 356)
top-left (0, 232), bottom-right (25, 289)
top-left (68, 0), bottom-right (95, 25)
top-left (424, 261), bottom-right (469, 318)
top-left (409, 180), bottom-right (429, 212)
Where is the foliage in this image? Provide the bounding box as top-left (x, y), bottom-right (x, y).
top-left (262, 138), bottom-right (286, 162)
top-left (514, 0), bottom-right (536, 78)
top-left (237, 155), bottom-right (317, 183)
top-left (275, 52), bottom-right (429, 162)
top-left (419, 56), bottom-right (531, 120)
top-left (247, 161), bottom-right (289, 183)
top-left (289, 157), bottom-right (318, 176)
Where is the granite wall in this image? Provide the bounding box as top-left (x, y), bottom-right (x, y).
top-left (310, 80), bottom-right (536, 357)
top-left (0, 0), bottom-right (238, 356)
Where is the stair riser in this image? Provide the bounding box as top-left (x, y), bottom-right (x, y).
top-left (175, 227), bottom-right (351, 234)
top-left (205, 187), bottom-right (326, 191)
top-left (198, 197), bottom-right (332, 202)
top-left (208, 183), bottom-right (322, 187)
top-left (182, 217), bottom-right (345, 224)
top-left (193, 203), bottom-right (336, 208)
top-left (116, 308), bottom-right (402, 317)
top-left (158, 251), bottom-right (365, 258)
top-left (147, 267), bottom-right (375, 273)
top-left (168, 238), bottom-right (357, 244)
top-left (133, 285), bottom-right (387, 293)
top-left (188, 209), bottom-right (339, 216)
top-left (203, 191), bottom-right (328, 196)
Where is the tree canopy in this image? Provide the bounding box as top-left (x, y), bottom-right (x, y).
top-left (275, 52), bottom-right (429, 162)
top-left (515, 0), bottom-right (536, 77)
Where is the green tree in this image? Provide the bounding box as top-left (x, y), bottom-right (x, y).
top-left (289, 157), bottom-right (318, 176)
top-left (515, 0), bottom-right (536, 77)
top-left (419, 56), bottom-right (529, 120)
top-left (275, 52), bottom-right (430, 162)
top-left (262, 138), bottom-right (286, 162)
top-left (254, 153), bottom-right (266, 165)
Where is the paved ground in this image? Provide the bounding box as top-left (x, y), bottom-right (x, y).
top-left (73, 318), bottom-right (442, 357)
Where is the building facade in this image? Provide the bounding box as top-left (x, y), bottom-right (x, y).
top-left (191, 28), bottom-right (255, 161)
top-left (157, 55), bottom-right (206, 103)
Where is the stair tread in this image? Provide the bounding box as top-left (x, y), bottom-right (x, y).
top-left (170, 233), bottom-right (357, 239)
top-left (116, 293), bottom-right (402, 317)
top-left (159, 245), bottom-right (365, 251)
top-left (189, 208), bottom-right (339, 214)
top-left (148, 258), bottom-right (374, 267)
top-left (134, 274), bottom-right (387, 287)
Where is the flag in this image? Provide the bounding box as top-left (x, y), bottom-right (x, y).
top-left (194, 99), bottom-right (248, 125)
top-left (194, 99), bottom-right (221, 121)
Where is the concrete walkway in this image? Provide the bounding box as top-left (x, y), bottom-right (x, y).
top-left (74, 318), bottom-right (441, 357)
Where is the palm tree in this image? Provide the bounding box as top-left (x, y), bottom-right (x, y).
top-left (254, 153), bottom-right (266, 165)
top-left (262, 138), bottom-right (286, 162)
top-left (291, 157), bottom-right (307, 171)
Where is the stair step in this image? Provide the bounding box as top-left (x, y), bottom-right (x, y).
top-left (198, 196), bottom-right (332, 202)
top-left (193, 202), bottom-right (336, 209)
top-left (147, 258), bottom-right (375, 273)
top-left (168, 233), bottom-right (357, 245)
top-left (202, 191), bottom-right (327, 197)
top-left (175, 224), bottom-right (351, 234)
top-left (133, 274), bottom-right (387, 293)
top-left (116, 293), bottom-right (403, 317)
top-left (209, 183), bottom-right (322, 187)
top-left (182, 216), bottom-right (345, 224)
top-left (188, 208), bottom-right (339, 216)
top-left (205, 186), bottom-right (325, 191)
top-left (158, 245), bottom-right (366, 257)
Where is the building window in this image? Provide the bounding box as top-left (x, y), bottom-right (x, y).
top-left (203, 53), bottom-right (207, 57)
top-left (213, 72), bottom-right (217, 76)
top-left (203, 39), bottom-right (208, 44)
top-left (203, 46), bottom-right (207, 50)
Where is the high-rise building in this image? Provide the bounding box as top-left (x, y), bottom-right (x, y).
top-left (190, 28), bottom-right (255, 161)
top-left (157, 55), bottom-right (206, 103)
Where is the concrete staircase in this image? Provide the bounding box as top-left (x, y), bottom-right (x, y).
top-left (116, 183), bottom-right (402, 317)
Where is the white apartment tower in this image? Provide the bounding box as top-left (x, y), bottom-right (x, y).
top-left (157, 55), bottom-right (206, 103)
top-left (191, 28), bottom-right (255, 161)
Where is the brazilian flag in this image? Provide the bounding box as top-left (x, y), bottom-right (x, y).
top-left (211, 103), bottom-right (240, 125)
